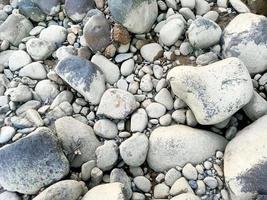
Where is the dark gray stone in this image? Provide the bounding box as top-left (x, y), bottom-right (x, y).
top-left (55, 56), bottom-right (105, 105)
top-left (0, 127), bottom-right (69, 194)
top-left (18, 0), bottom-right (46, 22)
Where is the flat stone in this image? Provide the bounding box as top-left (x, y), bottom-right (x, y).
top-left (108, 0), bottom-right (158, 33)
top-left (55, 56), bottom-right (106, 105)
top-left (19, 62), bottom-right (46, 79)
top-left (222, 13), bottom-right (267, 74)
top-left (140, 43), bottom-right (163, 62)
top-left (167, 58), bottom-right (253, 125)
top-left (0, 127), bottom-right (69, 194)
top-left (9, 50), bottom-right (31, 71)
top-left (0, 13), bottom-right (33, 46)
top-left (147, 125), bottom-right (227, 172)
top-left (97, 88), bottom-right (138, 119)
top-left (93, 119), bottom-right (118, 139)
top-left (55, 116), bottom-right (101, 167)
top-left (33, 180), bottom-right (84, 200)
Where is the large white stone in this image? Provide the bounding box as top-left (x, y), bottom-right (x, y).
top-left (167, 57), bottom-right (253, 125)
top-left (147, 125), bottom-right (227, 172)
top-left (222, 13), bottom-right (267, 74)
top-left (224, 115), bottom-right (267, 200)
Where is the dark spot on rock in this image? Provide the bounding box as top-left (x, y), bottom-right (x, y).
top-left (194, 17), bottom-right (218, 30)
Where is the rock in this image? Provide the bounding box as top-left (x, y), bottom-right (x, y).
top-left (55, 116), bottom-right (101, 167)
top-left (6, 84), bottom-right (32, 102)
top-left (108, 0), bottom-right (158, 33)
top-left (18, 0), bottom-right (46, 22)
top-left (182, 163), bottom-right (198, 180)
top-left (155, 88), bottom-right (174, 110)
top-left (167, 58), bottom-right (253, 125)
top-left (171, 193), bottom-right (200, 200)
top-left (224, 115), bottom-right (267, 200)
top-left (179, 7), bottom-right (196, 20)
top-left (81, 183), bottom-right (127, 200)
top-left (140, 43), bottom-right (163, 62)
top-left (196, 52), bottom-right (218, 65)
top-left (39, 25), bottom-right (67, 46)
top-left (159, 18), bottom-right (184, 46)
top-left (16, 100), bottom-right (41, 115)
top-left (0, 50), bottom-right (16, 66)
top-left (34, 0), bottom-right (60, 15)
top-left (222, 13), bottom-right (267, 74)
top-left (19, 62), bottom-right (46, 79)
top-left (181, 0), bottom-right (195, 9)
top-left (9, 50), bottom-right (31, 71)
top-left (0, 126), bottom-right (15, 144)
top-left (203, 177), bottom-right (218, 189)
top-left (0, 191), bottom-right (21, 200)
top-left (121, 59), bottom-right (134, 76)
top-left (91, 54), bottom-right (120, 84)
top-left (83, 14), bottom-right (111, 52)
top-left (130, 108), bottom-right (148, 132)
top-left (165, 168), bottom-right (182, 186)
top-left (96, 140), bottom-right (118, 171)
top-left (55, 56), bottom-right (106, 105)
top-left (35, 79), bottom-right (59, 102)
top-left (26, 109), bottom-right (44, 127)
top-left (154, 183), bottom-right (169, 199)
top-left (188, 17), bottom-right (222, 49)
top-left (133, 176), bottom-right (151, 193)
top-left (65, 0), bottom-right (95, 22)
top-left (113, 24), bottom-right (131, 45)
top-left (147, 125), bottom-right (227, 172)
top-left (33, 180), bottom-right (84, 200)
top-left (81, 160), bottom-right (95, 181)
top-left (94, 119), bottom-right (118, 139)
top-left (110, 168), bottom-right (132, 199)
top-left (0, 127), bottom-right (69, 194)
top-left (120, 133), bottom-right (148, 167)
top-left (26, 38), bottom-right (55, 61)
top-left (140, 74), bottom-right (153, 92)
top-left (203, 10), bottom-right (219, 22)
top-left (97, 88), bottom-right (138, 119)
top-left (146, 102), bottom-right (166, 118)
top-left (170, 177), bottom-right (194, 196)
top-left (50, 91), bottom-right (73, 110)
top-left (195, 0), bottom-right (210, 15)
top-left (0, 13), bottom-right (33, 46)
top-left (243, 91), bottom-right (267, 121)
top-left (229, 0), bottom-right (250, 13)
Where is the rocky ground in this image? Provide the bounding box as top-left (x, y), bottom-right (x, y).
top-left (0, 0), bottom-right (267, 199)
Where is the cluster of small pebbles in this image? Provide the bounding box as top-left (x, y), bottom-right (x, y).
top-left (0, 0), bottom-right (267, 199)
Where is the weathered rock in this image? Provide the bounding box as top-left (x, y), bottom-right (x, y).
top-left (222, 13), bottom-right (267, 74)
top-left (0, 127), bottom-right (69, 194)
top-left (224, 115), bottom-right (267, 200)
top-left (140, 43), bottom-right (163, 62)
top-left (229, 0), bottom-right (250, 13)
top-left (188, 17), bottom-right (222, 49)
top-left (9, 50), bottom-right (31, 71)
top-left (55, 56), bottom-right (106, 105)
top-left (35, 79), bottom-right (59, 102)
top-left (39, 25), bottom-right (67, 46)
top-left (147, 125), bottom-right (227, 172)
top-left (55, 116), bottom-right (101, 167)
top-left (83, 14), bottom-right (111, 52)
top-left (108, 0), bottom-right (158, 33)
top-left (65, 0), bottom-right (95, 22)
top-left (167, 58), bottom-right (253, 125)
top-left (0, 13), bottom-right (33, 46)
top-left (82, 183), bottom-right (127, 200)
top-left (19, 62), bottom-right (47, 79)
top-left (18, 0), bottom-right (46, 22)
top-left (97, 88), bottom-right (138, 119)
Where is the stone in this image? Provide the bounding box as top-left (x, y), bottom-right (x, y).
top-left (0, 13), bottom-right (33, 46)
top-left (0, 126), bottom-right (15, 144)
top-left (224, 115), bottom-right (267, 200)
top-left (243, 91), bottom-right (267, 121)
top-left (0, 50), bottom-right (16, 66)
top-left (0, 127), bottom-right (69, 194)
top-left (167, 58), bottom-right (253, 125)
top-left (133, 176), bottom-right (151, 193)
top-left (165, 168), bottom-right (181, 186)
top-left (33, 180), bottom-right (84, 200)
top-left (81, 160), bottom-right (95, 181)
top-left (39, 25), bottom-right (67, 46)
top-left (91, 54), bottom-right (120, 84)
top-left (146, 102), bottom-right (166, 118)
top-left (120, 133), bottom-right (148, 167)
top-left (171, 193), bottom-right (200, 200)
top-left (203, 177), bottom-right (218, 189)
top-left (130, 108), bottom-right (148, 132)
top-left (195, 0), bottom-right (210, 15)
top-left (55, 117), bottom-right (101, 167)
top-left (147, 125), bottom-right (227, 172)
top-left (154, 183), bottom-right (169, 199)
top-left (188, 17), bottom-right (222, 49)
top-left (26, 38), bottom-right (55, 61)
top-left (35, 79), bottom-right (59, 102)
top-left (155, 88), bottom-right (173, 110)
top-left (121, 59), bottom-right (134, 76)
top-left (196, 52), bottom-right (218, 65)
top-left (182, 163), bottom-right (198, 180)
top-left (97, 88), bottom-right (138, 119)
top-left (108, 0), bottom-right (158, 33)
top-left (159, 18), bottom-right (184, 46)
top-left (34, 0), bottom-right (60, 15)
top-left (222, 13), bottom-right (267, 74)
top-left (26, 109), bottom-right (44, 127)
top-left (19, 62), bottom-right (46, 79)
top-left (9, 50), bottom-right (31, 71)
top-left (113, 23), bottom-right (131, 45)
top-left (140, 74), bottom-right (153, 92)
top-left (140, 43), bottom-right (163, 62)
top-left (6, 84), bottom-right (32, 102)
top-left (18, 0), bottom-right (46, 22)
top-left (83, 14), bottom-right (111, 52)
top-left (65, 0), bottom-right (95, 22)
top-left (94, 119), bottom-right (118, 139)
top-left (170, 177), bottom-right (194, 196)
top-left (50, 91), bottom-right (73, 110)
top-left (96, 140), bottom-right (118, 171)
top-left (229, 0), bottom-right (250, 13)
top-left (179, 7), bottom-right (196, 20)
top-left (203, 10), bottom-right (219, 22)
top-left (181, 0), bottom-right (195, 9)
top-left (81, 183), bottom-right (127, 200)
top-left (0, 191), bottom-right (21, 200)
top-left (16, 100), bottom-right (41, 115)
top-left (55, 56), bottom-right (106, 105)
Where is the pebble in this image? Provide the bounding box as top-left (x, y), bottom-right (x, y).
top-left (120, 133), bottom-right (149, 167)
top-left (9, 50), bottom-right (31, 71)
top-left (93, 119), bottom-right (118, 139)
top-left (171, 193), bottom-right (200, 200)
top-left (133, 176), bottom-right (152, 193)
top-left (39, 25), bottom-right (67, 46)
top-left (0, 126), bottom-right (15, 143)
top-left (170, 177), bottom-right (194, 196)
top-left (35, 79), bottom-right (59, 103)
top-left (7, 84), bottom-right (32, 102)
top-left (130, 108), bottom-right (148, 132)
top-left (182, 163), bottom-right (198, 180)
top-left (155, 88), bottom-right (173, 110)
top-left (140, 74), bottom-right (153, 92)
top-left (181, 0), bottom-right (196, 9)
top-left (165, 168), bottom-right (182, 186)
top-left (19, 62), bottom-right (46, 79)
top-left (203, 176), bottom-right (218, 189)
top-left (195, 0), bottom-right (210, 15)
top-left (81, 160), bottom-right (96, 181)
top-left (121, 59), bottom-right (134, 76)
top-left (229, 0), bottom-right (250, 13)
top-left (140, 43), bottom-right (163, 62)
top-left (146, 102), bottom-right (166, 118)
top-left (0, 191), bottom-right (21, 200)
top-left (26, 38), bottom-right (55, 60)
top-left (154, 183), bottom-right (170, 199)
